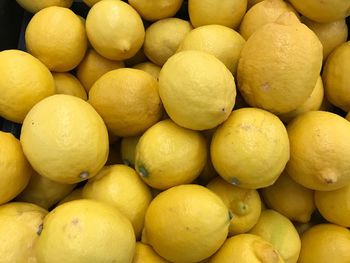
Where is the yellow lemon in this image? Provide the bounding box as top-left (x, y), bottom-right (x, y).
top-left (144, 18), bottom-right (193, 66)
top-left (86, 0), bottom-right (145, 60)
top-left (36, 199), bottom-right (135, 263)
top-left (16, 172), bottom-right (76, 210)
top-left (207, 177), bottom-right (262, 235)
top-left (52, 72), bottom-right (87, 100)
top-left (189, 0), bottom-right (247, 29)
top-left (237, 12), bottom-right (322, 114)
top-left (298, 224), bottom-right (350, 263)
top-left (57, 188), bottom-right (83, 205)
top-left (0, 202), bottom-right (48, 263)
top-left (177, 24), bottom-right (245, 74)
top-left (135, 119), bottom-right (207, 189)
top-left (76, 48), bottom-right (124, 92)
top-left (128, 0), bottom-right (183, 21)
top-left (210, 234), bottom-right (285, 263)
top-left (249, 209), bottom-right (301, 263)
top-left (288, 0), bottom-right (350, 23)
top-left (83, 165), bottom-right (152, 238)
top-left (0, 132), bottom-right (32, 205)
top-left (16, 0), bottom-right (73, 13)
top-left (239, 0), bottom-right (298, 40)
top-left (261, 171), bottom-right (315, 223)
top-left (211, 108), bottom-right (290, 189)
top-left (21, 94), bottom-right (109, 184)
top-left (302, 17), bottom-right (348, 60)
top-left (159, 50), bottom-right (236, 130)
top-left (286, 111), bottom-right (350, 191)
top-left (315, 184), bottom-right (350, 227)
top-left (88, 68), bottom-right (162, 137)
top-left (25, 6), bottom-right (87, 72)
top-left (144, 184), bottom-right (231, 262)
top-left (0, 50), bottom-right (55, 123)
top-left (322, 41), bottom-right (350, 112)
top-left (133, 62), bottom-right (161, 81)
top-left (121, 136), bottom-right (141, 167)
top-left (133, 242), bottom-right (169, 263)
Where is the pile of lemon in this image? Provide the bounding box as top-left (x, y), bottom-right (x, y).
top-left (0, 0), bottom-right (350, 262)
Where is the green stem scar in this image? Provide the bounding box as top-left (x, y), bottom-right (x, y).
top-left (138, 165), bottom-right (149, 178)
top-left (230, 177), bottom-right (240, 186)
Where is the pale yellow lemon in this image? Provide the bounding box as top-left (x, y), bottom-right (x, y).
top-left (159, 50), bottom-right (236, 130)
top-left (0, 50), bottom-right (55, 123)
top-left (86, 0), bottom-right (145, 60)
top-left (16, 0), bottom-right (73, 13)
top-left (25, 6), bottom-right (87, 72)
top-left (132, 242), bottom-right (169, 263)
top-left (52, 72), bottom-right (87, 100)
top-left (144, 18), bottom-right (192, 66)
top-left (21, 94), bottom-right (109, 184)
top-left (286, 111), bottom-right (350, 191)
top-left (177, 24), bottom-right (245, 74)
top-left (135, 119), bottom-right (207, 189)
top-left (211, 108), bottom-right (290, 189)
top-left (133, 62), bottom-right (161, 81)
top-left (57, 188), bottom-right (83, 205)
top-left (36, 199), bottom-right (135, 263)
top-left (237, 12), bottom-right (323, 114)
top-left (121, 136), bottom-right (141, 167)
top-left (144, 184), bottom-right (230, 262)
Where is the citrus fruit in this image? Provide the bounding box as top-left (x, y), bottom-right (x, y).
top-left (52, 72), bottom-right (87, 100)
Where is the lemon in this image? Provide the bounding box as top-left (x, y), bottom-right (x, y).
top-left (278, 76), bottom-right (324, 124)
top-left (128, 0), bottom-right (183, 21)
top-left (288, 0), bottom-right (350, 23)
top-left (211, 108), bottom-right (289, 189)
top-left (322, 41), bottom-right (350, 112)
top-left (0, 202), bottom-right (48, 263)
top-left (144, 184), bottom-right (230, 262)
top-left (86, 0), bottom-right (145, 61)
top-left (0, 50), bottom-right (55, 123)
top-left (36, 199), bottom-right (135, 263)
top-left (315, 184), bottom-right (350, 227)
top-left (133, 62), bottom-right (161, 81)
top-left (83, 165), bottom-right (152, 238)
top-left (159, 50), bottom-right (236, 130)
top-left (144, 18), bottom-right (192, 66)
top-left (249, 209), bottom-right (301, 263)
top-left (25, 6), bottom-right (87, 72)
top-left (52, 73), bottom-right (87, 100)
top-left (57, 188), bottom-right (83, 205)
top-left (16, 0), bottom-right (73, 13)
top-left (133, 242), bottom-right (169, 263)
top-left (189, 0), bottom-right (247, 29)
top-left (0, 132), bottom-right (32, 205)
top-left (298, 224), bottom-right (350, 263)
top-left (16, 172), bottom-right (76, 210)
top-left (177, 24), bottom-right (245, 74)
top-left (21, 94), bottom-right (109, 184)
top-left (239, 0), bottom-right (298, 40)
top-left (261, 171), bottom-right (315, 223)
top-left (286, 111), bottom-right (350, 191)
top-left (121, 136), bottom-right (141, 167)
top-left (210, 234), bottom-right (284, 263)
top-left (302, 17), bottom-right (348, 61)
top-left (83, 0), bottom-right (101, 7)
top-left (88, 68), bottom-right (162, 137)
top-left (207, 177), bottom-right (262, 235)
top-left (237, 12), bottom-right (322, 114)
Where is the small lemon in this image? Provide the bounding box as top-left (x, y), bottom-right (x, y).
top-left (36, 199), bottom-right (135, 263)
top-left (207, 177), bottom-right (262, 235)
top-left (88, 68), bottom-right (162, 137)
top-left (211, 108), bottom-right (289, 189)
top-left (21, 94), bottom-right (109, 184)
top-left (286, 111), bottom-right (350, 191)
top-left (86, 0), bottom-right (145, 60)
top-left (189, 0), bottom-right (247, 29)
top-left (177, 24), bottom-right (245, 74)
top-left (133, 242), bottom-right (169, 263)
top-left (16, 0), bottom-right (73, 13)
top-left (144, 18), bottom-right (192, 66)
top-left (25, 6), bottom-right (87, 72)
top-left (57, 188), bottom-right (83, 205)
top-left (83, 165), bottom-right (152, 238)
top-left (210, 234), bottom-right (284, 263)
top-left (52, 73), bottom-right (87, 100)
top-left (159, 50), bottom-right (236, 130)
top-left (128, 0), bottom-right (183, 21)
top-left (121, 136), bottom-right (141, 167)
top-left (0, 50), bottom-right (55, 123)
top-left (144, 184), bottom-right (231, 262)
top-left (133, 62), bottom-right (161, 81)
top-left (261, 171), bottom-right (315, 223)
top-left (298, 224), bottom-right (350, 263)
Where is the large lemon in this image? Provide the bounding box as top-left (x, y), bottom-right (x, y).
top-left (52, 72), bottom-right (87, 100)
top-left (16, 0), bottom-right (73, 13)
top-left (21, 94), bottom-right (109, 184)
